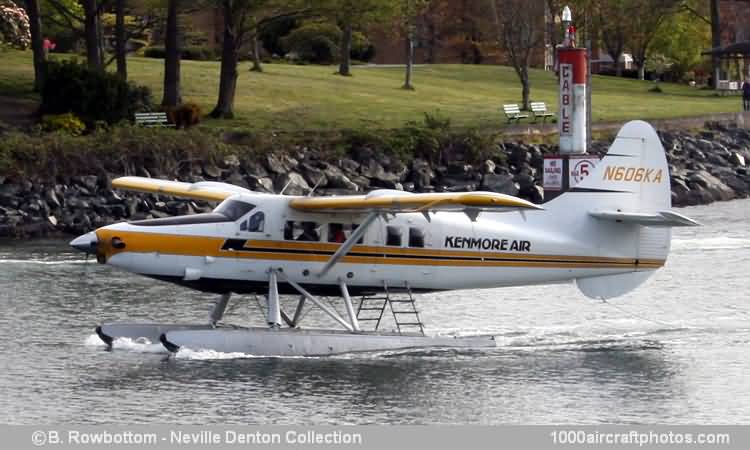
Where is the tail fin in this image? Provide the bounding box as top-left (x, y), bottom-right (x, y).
top-left (573, 120), bottom-right (671, 210)
top-left (549, 120), bottom-right (698, 299)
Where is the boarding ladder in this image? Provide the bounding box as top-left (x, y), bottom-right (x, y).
top-left (356, 282), bottom-right (425, 335)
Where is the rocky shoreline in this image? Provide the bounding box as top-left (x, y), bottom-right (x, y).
top-left (1, 122), bottom-right (748, 239)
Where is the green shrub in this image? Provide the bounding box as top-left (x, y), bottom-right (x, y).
top-left (0, 125), bottom-right (232, 177)
top-left (41, 59), bottom-right (153, 126)
top-left (340, 115), bottom-right (449, 165)
top-left (259, 16), bottom-right (299, 56)
top-left (143, 45), bottom-right (218, 61)
top-left (451, 127), bottom-right (502, 164)
top-left (422, 111), bottom-right (451, 130)
top-left (351, 31), bottom-right (375, 62)
top-left (41, 113), bottom-right (86, 136)
top-left (280, 23), bottom-right (376, 64)
top-left (281, 22), bottom-right (341, 64)
top-left (183, 46), bottom-right (218, 61)
top-left (143, 46), bottom-right (165, 58)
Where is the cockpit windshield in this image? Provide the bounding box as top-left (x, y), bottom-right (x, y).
top-left (214, 199), bottom-right (255, 221)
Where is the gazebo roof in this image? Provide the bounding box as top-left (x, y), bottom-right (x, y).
top-left (702, 41), bottom-right (750, 57)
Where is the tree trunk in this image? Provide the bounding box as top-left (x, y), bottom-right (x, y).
top-left (403, 34), bottom-right (415, 90)
top-left (338, 21), bottom-right (352, 76)
top-left (162, 0), bottom-right (181, 106)
top-left (24, 0), bottom-right (45, 91)
top-left (97, 9), bottom-right (104, 67)
top-left (711, 0), bottom-right (721, 88)
top-left (250, 31), bottom-right (263, 72)
top-left (521, 69), bottom-right (530, 110)
top-left (81, 0), bottom-right (102, 70)
top-left (638, 63), bottom-right (645, 81)
top-left (211, 22), bottom-right (239, 118)
top-left (115, 0), bottom-right (127, 79)
top-left (612, 46), bottom-right (623, 77)
top-left (426, 21), bottom-right (436, 64)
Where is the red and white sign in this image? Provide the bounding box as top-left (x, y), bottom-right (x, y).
top-left (558, 48), bottom-right (587, 154)
top-left (559, 64), bottom-right (573, 140)
top-left (543, 157), bottom-right (564, 191)
top-left (569, 156), bottom-right (600, 187)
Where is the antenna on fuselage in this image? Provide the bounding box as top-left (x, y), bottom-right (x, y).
top-left (279, 179), bottom-right (293, 195)
top-left (307, 176), bottom-right (325, 197)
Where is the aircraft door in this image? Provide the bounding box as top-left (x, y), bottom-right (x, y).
top-left (239, 210), bottom-right (267, 237)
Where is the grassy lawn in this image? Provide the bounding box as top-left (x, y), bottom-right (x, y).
top-left (0, 49), bottom-right (740, 131)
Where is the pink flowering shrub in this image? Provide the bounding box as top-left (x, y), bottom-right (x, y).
top-left (0, 1), bottom-right (30, 50)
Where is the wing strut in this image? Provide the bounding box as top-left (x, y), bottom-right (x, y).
top-left (318, 212), bottom-right (380, 278)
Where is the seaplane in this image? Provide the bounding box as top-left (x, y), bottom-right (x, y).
top-left (71, 121), bottom-right (699, 356)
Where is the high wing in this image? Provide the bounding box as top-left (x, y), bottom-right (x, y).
top-left (289, 190), bottom-right (542, 214)
top-left (111, 176), bottom-right (253, 202)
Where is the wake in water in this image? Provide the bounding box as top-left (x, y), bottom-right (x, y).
top-left (671, 236), bottom-right (750, 251)
top-left (84, 334), bottom-right (166, 353)
top-left (0, 258), bottom-right (90, 265)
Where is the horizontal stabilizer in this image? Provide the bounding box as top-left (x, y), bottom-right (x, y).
top-left (589, 210), bottom-right (700, 227)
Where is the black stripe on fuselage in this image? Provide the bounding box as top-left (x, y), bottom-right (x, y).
top-left (219, 240), bottom-right (637, 266)
top-left (568, 187), bottom-right (630, 193)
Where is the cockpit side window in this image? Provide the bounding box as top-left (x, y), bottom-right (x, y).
top-left (215, 200), bottom-right (255, 221)
top-left (247, 211), bottom-right (264, 232)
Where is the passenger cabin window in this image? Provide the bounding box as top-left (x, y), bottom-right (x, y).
top-left (285, 221), bottom-right (320, 241)
top-left (327, 223), bottom-right (364, 244)
top-left (328, 223), bottom-right (346, 243)
top-left (215, 200), bottom-right (255, 221)
top-left (386, 226), bottom-right (402, 246)
top-left (240, 211), bottom-right (264, 232)
top-left (409, 227), bottom-right (425, 248)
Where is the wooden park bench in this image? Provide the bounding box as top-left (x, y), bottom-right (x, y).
top-left (502, 104), bottom-right (528, 123)
top-left (134, 111), bottom-right (173, 127)
top-left (717, 80), bottom-right (741, 96)
top-left (530, 101), bottom-right (555, 123)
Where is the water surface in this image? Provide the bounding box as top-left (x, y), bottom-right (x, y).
top-left (1, 200), bottom-right (748, 424)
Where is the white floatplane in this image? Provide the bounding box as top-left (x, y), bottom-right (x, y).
top-left (71, 121), bottom-right (698, 356)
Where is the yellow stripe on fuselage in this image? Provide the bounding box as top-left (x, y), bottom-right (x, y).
top-left (95, 229), bottom-right (665, 270)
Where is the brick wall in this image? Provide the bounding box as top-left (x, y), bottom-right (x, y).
top-left (721, 0), bottom-right (750, 43)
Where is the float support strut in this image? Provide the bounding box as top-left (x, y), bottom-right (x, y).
top-left (274, 270), bottom-right (354, 331)
top-left (209, 293), bottom-right (231, 326)
top-left (340, 281), bottom-right (360, 331)
top-left (267, 270), bottom-right (282, 328)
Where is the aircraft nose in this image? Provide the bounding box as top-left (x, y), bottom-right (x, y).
top-left (69, 231), bottom-right (98, 254)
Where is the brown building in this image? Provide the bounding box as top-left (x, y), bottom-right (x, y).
top-left (180, 0), bottom-right (554, 68)
top-left (720, 0), bottom-right (750, 44)
top-left (714, 0), bottom-right (750, 81)
top-left (369, 0), bottom-right (551, 68)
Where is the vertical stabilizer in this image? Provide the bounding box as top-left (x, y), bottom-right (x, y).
top-left (554, 120), bottom-right (690, 299)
